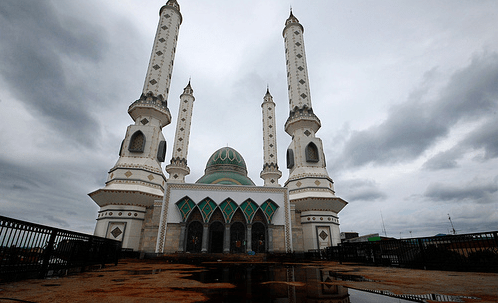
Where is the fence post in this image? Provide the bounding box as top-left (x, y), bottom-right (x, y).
top-left (417, 238), bottom-right (426, 270)
top-left (39, 230), bottom-right (57, 279)
top-left (82, 237), bottom-right (93, 272)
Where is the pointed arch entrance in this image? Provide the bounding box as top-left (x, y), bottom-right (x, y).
top-left (186, 221), bottom-right (203, 252)
top-left (208, 221), bottom-right (224, 253)
top-left (230, 222), bottom-right (246, 253)
top-left (252, 222), bottom-right (266, 253)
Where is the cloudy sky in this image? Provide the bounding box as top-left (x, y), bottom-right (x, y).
top-left (1, 0), bottom-right (497, 239)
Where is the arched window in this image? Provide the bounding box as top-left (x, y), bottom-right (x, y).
top-left (129, 131), bottom-right (146, 152)
top-left (305, 142), bottom-right (319, 162)
top-left (157, 140), bottom-right (166, 162)
top-left (286, 148), bottom-right (294, 169)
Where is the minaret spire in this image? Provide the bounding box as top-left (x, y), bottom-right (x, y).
top-left (260, 88), bottom-right (282, 186)
top-left (282, 11), bottom-right (347, 249)
top-left (141, 0), bottom-right (182, 100)
top-left (89, 2), bottom-right (183, 251)
top-left (166, 80), bottom-right (195, 183)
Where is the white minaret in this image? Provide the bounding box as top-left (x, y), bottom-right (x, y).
top-left (166, 81), bottom-right (195, 183)
top-left (141, 0), bottom-right (182, 102)
top-left (283, 11), bottom-right (347, 250)
top-left (260, 88), bottom-right (282, 186)
top-left (89, 0), bottom-right (183, 251)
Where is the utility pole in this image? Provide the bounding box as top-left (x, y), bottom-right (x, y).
top-left (448, 214), bottom-right (457, 235)
top-left (380, 211), bottom-right (387, 237)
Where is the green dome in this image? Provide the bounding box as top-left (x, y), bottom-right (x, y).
top-left (196, 147), bottom-right (255, 185)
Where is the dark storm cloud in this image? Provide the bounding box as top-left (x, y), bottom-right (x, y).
top-left (339, 178), bottom-right (387, 201)
top-left (0, 0), bottom-right (108, 147)
top-left (423, 114), bottom-right (498, 170)
top-left (43, 215), bottom-right (70, 228)
top-left (424, 177), bottom-right (498, 203)
top-left (0, 158), bottom-right (44, 191)
top-left (423, 149), bottom-right (461, 170)
top-left (335, 52), bottom-right (498, 169)
top-left (0, 155), bottom-right (100, 230)
top-left (461, 118), bottom-right (498, 160)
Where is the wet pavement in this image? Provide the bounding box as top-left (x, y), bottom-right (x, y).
top-left (185, 262), bottom-right (481, 302)
top-left (0, 258), bottom-right (497, 302)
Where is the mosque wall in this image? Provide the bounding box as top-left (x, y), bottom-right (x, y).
top-left (139, 200), bottom-right (164, 253)
top-left (162, 223), bottom-right (182, 254)
top-left (156, 183), bottom-right (292, 253)
top-left (290, 206), bottom-right (304, 252)
top-left (270, 225), bottom-right (287, 252)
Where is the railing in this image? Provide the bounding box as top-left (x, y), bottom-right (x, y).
top-left (316, 231), bottom-right (498, 272)
top-left (0, 215), bottom-right (121, 281)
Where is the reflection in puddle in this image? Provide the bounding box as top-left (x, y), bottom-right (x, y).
top-left (127, 269), bottom-right (163, 275)
top-left (186, 264), bottom-right (480, 303)
top-left (353, 289), bottom-right (480, 303)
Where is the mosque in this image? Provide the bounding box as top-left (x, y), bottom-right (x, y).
top-left (88, 0), bottom-right (347, 254)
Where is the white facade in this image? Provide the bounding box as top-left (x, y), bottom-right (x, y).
top-left (156, 183), bottom-right (292, 254)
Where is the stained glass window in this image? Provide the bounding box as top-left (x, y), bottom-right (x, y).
top-left (240, 199), bottom-right (258, 223)
top-left (219, 198), bottom-right (237, 223)
top-left (261, 200), bottom-right (279, 223)
top-left (175, 197), bottom-right (196, 222)
top-left (198, 198), bottom-right (217, 223)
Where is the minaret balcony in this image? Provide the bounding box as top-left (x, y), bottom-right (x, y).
top-left (285, 106), bottom-right (321, 135)
top-left (128, 93), bottom-right (172, 127)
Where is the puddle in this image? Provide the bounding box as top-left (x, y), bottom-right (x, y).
top-left (127, 269), bottom-right (163, 275)
top-left (184, 263), bottom-right (480, 303)
top-left (41, 284), bottom-right (61, 287)
top-left (354, 289), bottom-right (480, 303)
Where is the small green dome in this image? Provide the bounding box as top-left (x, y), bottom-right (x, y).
top-left (196, 147), bottom-right (255, 185)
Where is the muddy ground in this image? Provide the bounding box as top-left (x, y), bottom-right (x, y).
top-left (0, 258), bottom-right (496, 303)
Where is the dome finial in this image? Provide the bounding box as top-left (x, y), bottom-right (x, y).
top-left (166, 0), bottom-right (180, 11)
top-left (183, 78), bottom-right (193, 94)
top-left (285, 7), bottom-right (300, 26)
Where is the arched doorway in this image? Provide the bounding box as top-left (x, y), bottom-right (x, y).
top-left (230, 222), bottom-right (246, 253)
top-left (209, 221), bottom-right (224, 253)
top-left (186, 221), bottom-right (203, 252)
top-left (252, 222), bottom-right (266, 253)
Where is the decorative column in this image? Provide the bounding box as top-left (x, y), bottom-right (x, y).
top-left (246, 224), bottom-right (252, 252)
top-left (260, 88), bottom-right (282, 186)
top-left (178, 222), bottom-right (186, 252)
top-left (166, 81), bottom-right (195, 182)
top-left (267, 224), bottom-right (274, 253)
top-left (201, 223), bottom-right (209, 253)
top-left (224, 224), bottom-right (231, 253)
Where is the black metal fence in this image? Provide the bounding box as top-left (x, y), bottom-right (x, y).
top-left (0, 215), bottom-right (121, 281)
top-left (314, 231), bottom-right (498, 272)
